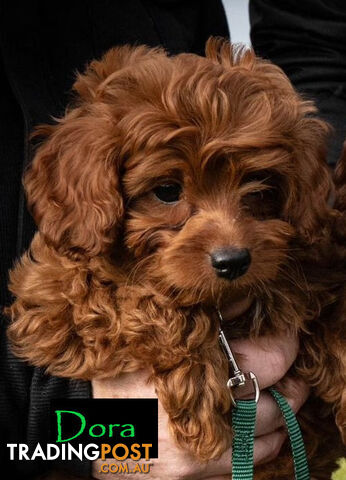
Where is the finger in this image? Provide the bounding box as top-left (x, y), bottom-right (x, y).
top-left (255, 378), bottom-right (310, 436)
top-left (199, 448), bottom-right (232, 478)
top-left (229, 333), bottom-right (299, 388)
top-left (254, 429), bottom-right (287, 465)
top-left (220, 296), bottom-right (254, 321)
top-left (203, 429), bottom-right (287, 476)
top-left (255, 392), bottom-right (286, 436)
top-left (274, 376), bottom-right (310, 407)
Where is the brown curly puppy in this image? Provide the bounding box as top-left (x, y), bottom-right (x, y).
top-left (6, 39), bottom-right (346, 478)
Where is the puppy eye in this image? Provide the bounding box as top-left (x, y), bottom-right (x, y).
top-left (153, 183), bottom-right (182, 204)
top-left (240, 170), bottom-right (284, 220)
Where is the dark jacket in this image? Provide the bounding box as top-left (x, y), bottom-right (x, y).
top-left (0, 1), bottom-right (229, 477)
top-left (250, 0), bottom-right (346, 165)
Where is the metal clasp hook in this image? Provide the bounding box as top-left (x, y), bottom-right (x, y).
top-left (217, 309), bottom-right (260, 406)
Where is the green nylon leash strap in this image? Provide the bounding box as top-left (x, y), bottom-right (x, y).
top-left (231, 388), bottom-right (310, 480)
top-left (217, 313), bottom-right (309, 480)
top-left (232, 399), bottom-right (257, 480)
top-left (269, 388), bottom-right (310, 480)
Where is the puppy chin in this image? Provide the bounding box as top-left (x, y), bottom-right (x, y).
top-left (149, 266), bottom-right (251, 308)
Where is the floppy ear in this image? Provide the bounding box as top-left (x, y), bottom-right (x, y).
top-left (26, 44), bottom-right (164, 257)
top-left (25, 46), bottom-right (147, 257)
top-left (26, 107), bottom-right (122, 257)
top-left (284, 112), bottom-right (333, 244)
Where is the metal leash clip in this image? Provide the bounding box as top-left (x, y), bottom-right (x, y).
top-left (217, 309), bottom-right (260, 407)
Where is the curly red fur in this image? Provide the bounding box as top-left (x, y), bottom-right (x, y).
top-left (5, 39), bottom-right (346, 476)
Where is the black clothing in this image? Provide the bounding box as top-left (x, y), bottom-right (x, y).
top-left (0, 1), bottom-right (229, 478)
top-left (250, 0), bottom-right (346, 165)
top-left (0, 329), bottom-right (91, 478)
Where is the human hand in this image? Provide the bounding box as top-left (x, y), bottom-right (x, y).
top-left (92, 329), bottom-right (309, 479)
top-left (231, 334), bottom-right (309, 466)
top-left (222, 298), bottom-right (310, 466)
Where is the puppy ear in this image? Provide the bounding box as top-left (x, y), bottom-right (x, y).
top-left (26, 105), bottom-right (122, 257)
top-left (284, 114), bottom-right (333, 244)
top-left (26, 44), bottom-right (165, 257)
top-left (25, 48), bottom-right (149, 257)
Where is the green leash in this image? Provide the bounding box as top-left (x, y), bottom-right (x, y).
top-left (231, 399), bottom-right (257, 479)
top-left (217, 311), bottom-right (309, 480)
top-left (231, 389), bottom-right (310, 480)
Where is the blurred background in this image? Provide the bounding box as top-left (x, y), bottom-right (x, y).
top-left (222, 0), bottom-right (251, 46)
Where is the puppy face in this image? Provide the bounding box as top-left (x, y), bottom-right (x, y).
top-left (25, 39), bottom-right (331, 306)
top-left (123, 134), bottom-right (292, 304)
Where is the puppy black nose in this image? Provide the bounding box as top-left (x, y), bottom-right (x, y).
top-left (211, 248), bottom-right (251, 281)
